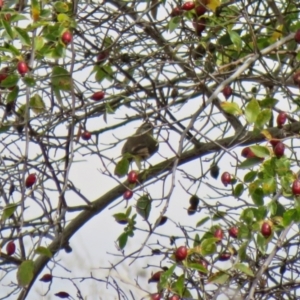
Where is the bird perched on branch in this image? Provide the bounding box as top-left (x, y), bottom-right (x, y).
top-left (122, 122), bottom-right (159, 161)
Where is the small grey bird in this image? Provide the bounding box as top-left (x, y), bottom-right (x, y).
top-left (122, 123), bottom-right (159, 160)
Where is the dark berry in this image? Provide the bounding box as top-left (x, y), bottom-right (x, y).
top-left (175, 246), bottom-right (188, 261)
top-left (277, 112), bottom-right (287, 127)
top-left (292, 179), bottom-right (300, 195)
top-left (274, 142), bottom-right (285, 158)
top-left (261, 221), bottom-right (272, 238)
top-left (221, 172), bottom-right (231, 187)
top-left (91, 91), bottom-right (105, 101)
top-left (222, 85), bottom-right (232, 99)
top-left (25, 173), bottom-right (36, 188)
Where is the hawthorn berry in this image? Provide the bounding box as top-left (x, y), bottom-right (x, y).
top-left (292, 179), bottom-right (300, 195)
top-left (181, 1), bottom-right (195, 10)
top-left (127, 170), bottom-right (138, 184)
top-left (294, 29), bottom-right (300, 44)
top-left (228, 227), bottom-right (238, 239)
top-left (175, 246), bottom-right (188, 261)
top-left (91, 91), bottom-right (105, 101)
top-left (6, 241), bottom-right (16, 256)
top-left (61, 30), bottom-right (72, 45)
top-left (221, 172), bottom-right (231, 187)
top-left (261, 221), bottom-right (272, 238)
top-left (39, 273), bottom-right (53, 282)
top-left (17, 61), bottom-right (29, 76)
top-left (274, 142), bottom-right (285, 158)
top-left (123, 190), bottom-right (133, 200)
top-left (25, 173), bottom-right (36, 188)
top-left (222, 85), bottom-right (232, 99)
top-left (277, 112), bottom-right (287, 127)
top-left (214, 228), bottom-right (223, 242)
top-left (81, 131), bottom-right (91, 141)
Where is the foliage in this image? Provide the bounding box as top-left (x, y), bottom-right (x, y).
top-left (0, 0), bottom-right (300, 299)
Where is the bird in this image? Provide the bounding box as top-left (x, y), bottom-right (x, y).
top-left (121, 123), bottom-right (159, 161)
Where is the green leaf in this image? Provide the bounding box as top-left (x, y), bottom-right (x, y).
top-left (114, 158), bottom-right (129, 178)
top-left (244, 171), bottom-right (257, 182)
top-left (255, 109), bottom-right (272, 128)
top-left (283, 209), bottom-right (298, 226)
top-left (168, 16), bottom-right (181, 32)
top-left (257, 233), bottom-right (267, 254)
top-left (259, 97), bottom-right (278, 108)
top-left (208, 271), bottom-right (229, 284)
top-left (22, 77), bottom-right (36, 87)
top-left (30, 94), bottom-right (46, 114)
top-left (118, 232), bottom-right (128, 249)
top-left (220, 101), bottom-right (242, 115)
top-left (51, 66), bottom-right (72, 91)
top-left (229, 30), bottom-right (242, 51)
top-left (233, 183), bottom-right (244, 198)
top-left (235, 263), bottom-right (254, 277)
top-left (193, 233), bottom-right (201, 247)
top-left (34, 36), bottom-right (44, 51)
top-left (136, 195), bottom-right (151, 220)
top-left (250, 145), bottom-right (270, 158)
top-left (17, 260), bottom-right (34, 287)
top-left (1, 19), bottom-right (14, 40)
top-left (174, 274), bottom-right (184, 296)
top-left (14, 27), bottom-right (31, 46)
top-left (35, 246), bottom-right (52, 258)
top-left (2, 203), bottom-right (19, 221)
top-left (238, 242), bottom-right (248, 260)
top-left (196, 217), bottom-right (210, 227)
top-left (212, 211), bottom-right (226, 220)
top-left (7, 86), bottom-right (19, 104)
top-left (245, 99), bottom-right (260, 124)
top-left (1, 74), bottom-right (19, 88)
top-left (0, 124), bottom-right (11, 133)
top-left (57, 13), bottom-right (70, 23)
top-left (240, 208), bottom-right (254, 225)
top-left (238, 157), bottom-right (263, 169)
top-left (262, 177), bottom-right (276, 195)
top-left (54, 1), bottom-right (70, 13)
top-left (251, 188), bottom-right (264, 206)
top-left (200, 238), bottom-right (217, 256)
top-left (187, 262), bottom-right (208, 274)
top-left (159, 264), bottom-right (176, 289)
top-left (238, 224), bottom-right (251, 239)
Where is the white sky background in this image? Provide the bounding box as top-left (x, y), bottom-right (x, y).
top-left (0, 1), bottom-right (300, 300)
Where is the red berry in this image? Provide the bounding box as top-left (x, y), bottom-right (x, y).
top-left (277, 112), bottom-right (287, 127)
top-left (261, 222), bottom-right (272, 238)
top-left (148, 271), bottom-right (163, 283)
top-left (6, 241), bottom-right (16, 256)
top-left (91, 91), bottom-right (105, 101)
top-left (175, 246), bottom-right (188, 261)
top-left (181, 1), bottom-right (195, 10)
top-left (0, 0), bottom-right (3, 9)
top-left (39, 273), bottom-right (53, 282)
top-left (61, 30), bottom-right (72, 45)
top-left (151, 294), bottom-right (161, 300)
top-left (17, 61), bottom-right (28, 76)
top-left (123, 190), bottom-right (133, 200)
top-left (214, 228), bottom-right (223, 242)
top-left (274, 142), bottom-right (285, 158)
top-left (293, 71), bottom-right (300, 86)
top-left (292, 179), bottom-right (300, 195)
top-left (81, 131), bottom-right (91, 141)
top-left (157, 216), bottom-right (168, 226)
top-left (195, 5), bottom-right (207, 16)
top-left (193, 18), bottom-right (206, 35)
top-left (97, 51), bottom-right (109, 62)
top-left (270, 139), bottom-right (280, 147)
top-left (170, 7), bottom-right (183, 17)
top-left (128, 170), bottom-right (138, 184)
top-left (221, 172), bottom-right (231, 187)
top-left (228, 227), bottom-right (238, 238)
top-left (294, 29), bottom-right (300, 44)
top-left (54, 292), bottom-right (70, 298)
top-left (222, 85), bottom-right (232, 99)
top-left (219, 252), bottom-right (231, 261)
top-left (25, 173), bottom-right (36, 188)
top-left (169, 296), bottom-right (180, 300)
top-left (241, 147), bottom-right (256, 158)
top-left (0, 67), bottom-right (9, 83)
